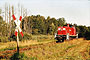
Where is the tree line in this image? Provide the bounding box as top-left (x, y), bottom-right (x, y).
top-left (22, 15), bottom-right (66, 35)
top-left (22, 15), bottom-right (90, 39)
top-left (0, 15), bottom-right (90, 42)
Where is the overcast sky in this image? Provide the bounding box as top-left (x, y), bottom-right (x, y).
top-left (0, 0), bottom-right (90, 26)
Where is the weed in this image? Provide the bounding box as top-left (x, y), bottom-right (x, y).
top-left (65, 45), bottom-right (76, 50)
top-left (65, 56), bottom-right (74, 60)
top-left (29, 57), bottom-right (37, 60)
top-left (10, 52), bottom-right (29, 60)
top-left (87, 46), bottom-right (90, 55)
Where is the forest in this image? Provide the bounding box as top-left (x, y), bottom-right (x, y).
top-left (0, 14), bottom-right (90, 43)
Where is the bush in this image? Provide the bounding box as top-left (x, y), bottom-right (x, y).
top-left (32, 29), bottom-right (39, 34)
top-left (0, 36), bottom-right (8, 43)
top-left (18, 32), bottom-right (32, 41)
top-left (9, 32), bottom-right (32, 41)
top-left (10, 52), bottom-right (29, 60)
top-left (85, 31), bottom-right (90, 40)
top-left (9, 35), bottom-right (16, 41)
top-left (22, 33), bottom-right (32, 40)
top-left (10, 52), bottom-right (37, 60)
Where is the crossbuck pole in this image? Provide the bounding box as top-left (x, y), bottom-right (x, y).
top-left (12, 14), bottom-right (23, 53)
top-left (17, 30), bottom-right (19, 53)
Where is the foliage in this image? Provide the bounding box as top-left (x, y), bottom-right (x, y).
top-left (9, 32), bottom-right (32, 41)
top-left (0, 14), bottom-right (90, 43)
top-left (22, 33), bottom-right (32, 40)
top-left (85, 31), bottom-right (90, 40)
top-left (0, 16), bottom-right (3, 22)
top-left (22, 15), bottom-right (66, 35)
top-left (0, 8), bottom-right (2, 14)
top-left (57, 17), bottom-right (66, 26)
top-left (32, 29), bottom-right (39, 34)
top-left (76, 25), bottom-right (90, 39)
top-left (0, 36), bottom-right (8, 43)
top-left (10, 52), bottom-right (29, 60)
top-left (0, 20), bottom-right (8, 36)
top-left (48, 23), bottom-right (55, 35)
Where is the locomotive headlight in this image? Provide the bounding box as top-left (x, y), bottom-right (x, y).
top-left (58, 28), bottom-right (61, 30)
top-left (69, 29), bottom-right (71, 31)
top-left (63, 28), bottom-right (66, 30)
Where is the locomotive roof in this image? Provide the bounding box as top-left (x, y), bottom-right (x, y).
top-left (64, 24), bottom-right (74, 27)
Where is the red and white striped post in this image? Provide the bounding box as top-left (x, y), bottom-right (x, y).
top-left (12, 14), bottom-right (23, 53)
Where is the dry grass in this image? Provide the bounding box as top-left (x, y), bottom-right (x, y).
top-left (23, 38), bottom-right (90, 60)
top-left (0, 35), bottom-right (54, 51)
top-left (0, 37), bottom-right (90, 60)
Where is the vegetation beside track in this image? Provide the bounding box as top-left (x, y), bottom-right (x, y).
top-left (0, 38), bottom-right (90, 60)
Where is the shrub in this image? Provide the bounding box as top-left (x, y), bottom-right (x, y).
top-left (0, 36), bottom-right (8, 43)
top-left (9, 32), bottom-right (32, 41)
top-left (10, 52), bottom-right (37, 60)
top-left (32, 29), bottom-right (39, 34)
top-left (10, 52), bottom-right (29, 60)
top-left (22, 33), bottom-right (32, 41)
top-left (9, 35), bottom-right (16, 41)
top-left (85, 31), bottom-right (90, 40)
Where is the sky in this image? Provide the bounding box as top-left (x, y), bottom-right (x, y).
top-left (0, 0), bottom-right (90, 26)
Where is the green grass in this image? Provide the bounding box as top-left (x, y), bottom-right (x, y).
top-left (0, 47), bottom-right (16, 51)
top-left (10, 52), bottom-right (30, 60)
top-left (0, 46), bottom-right (27, 51)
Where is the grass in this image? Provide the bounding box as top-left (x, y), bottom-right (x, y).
top-left (0, 47), bottom-right (16, 51)
top-left (87, 46), bottom-right (90, 55)
top-left (65, 45), bottom-right (76, 51)
top-left (0, 35), bottom-right (54, 51)
top-left (0, 40), bottom-right (55, 52)
top-left (0, 37), bottom-right (90, 60)
top-left (10, 52), bottom-right (30, 60)
top-left (23, 38), bottom-right (90, 60)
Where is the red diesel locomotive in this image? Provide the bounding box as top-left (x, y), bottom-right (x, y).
top-left (55, 24), bottom-right (78, 42)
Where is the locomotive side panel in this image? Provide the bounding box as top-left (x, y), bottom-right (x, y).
top-left (57, 24), bottom-right (77, 36)
top-left (55, 24), bottom-right (77, 42)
